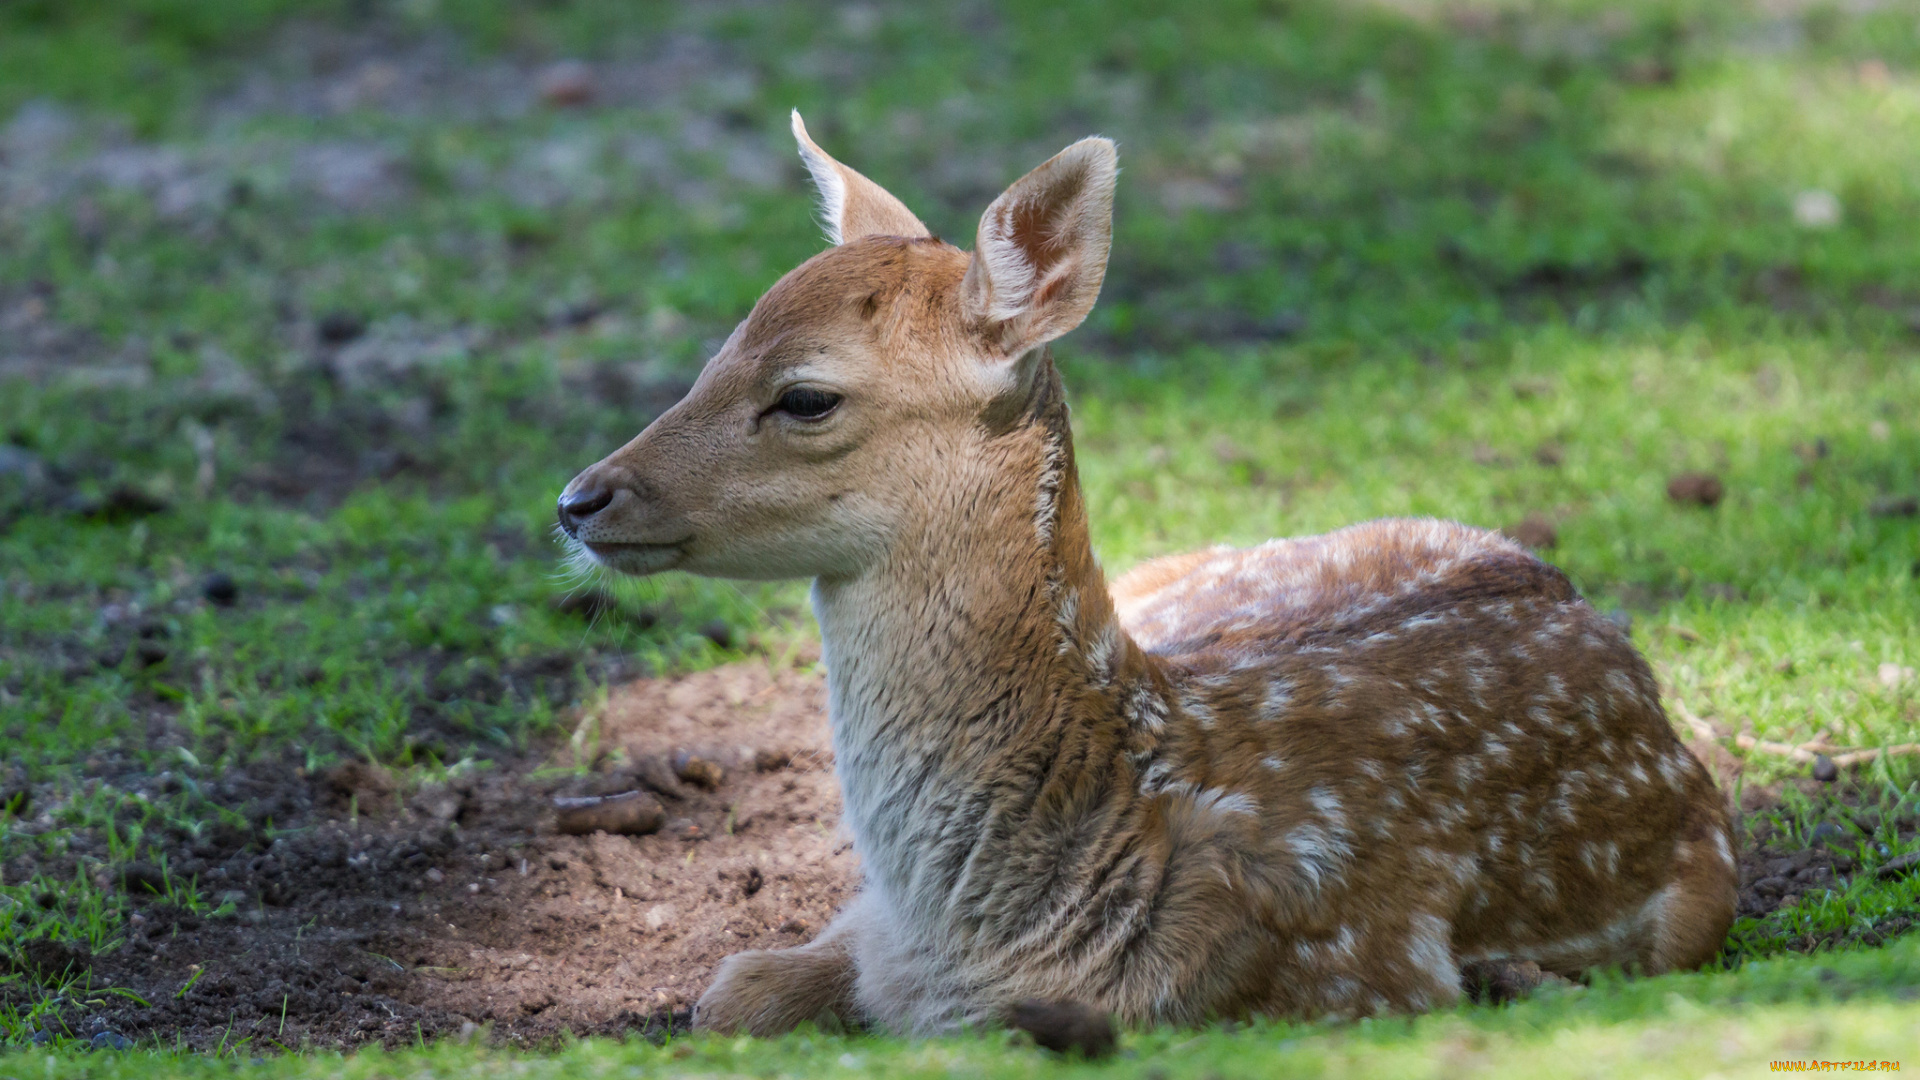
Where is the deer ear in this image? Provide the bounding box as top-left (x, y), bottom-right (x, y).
top-left (791, 111), bottom-right (930, 246)
top-left (962, 137), bottom-right (1118, 358)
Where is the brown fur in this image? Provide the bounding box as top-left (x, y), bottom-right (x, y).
top-left (556, 119), bottom-right (1737, 1035)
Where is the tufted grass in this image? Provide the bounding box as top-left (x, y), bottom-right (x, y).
top-left (12, 936), bottom-right (1920, 1073)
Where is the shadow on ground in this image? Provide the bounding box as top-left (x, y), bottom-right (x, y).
top-left (5, 659), bottom-right (1917, 1050)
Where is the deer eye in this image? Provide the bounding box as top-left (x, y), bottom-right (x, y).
top-left (773, 387), bottom-right (842, 420)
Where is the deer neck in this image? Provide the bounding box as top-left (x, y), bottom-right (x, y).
top-left (810, 370), bottom-right (1140, 906)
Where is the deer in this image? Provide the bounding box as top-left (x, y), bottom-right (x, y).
top-left (554, 112), bottom-right (1738, 1036)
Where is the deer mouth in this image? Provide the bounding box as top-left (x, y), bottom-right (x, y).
top-left (580, 539), bottom-right (689, 575)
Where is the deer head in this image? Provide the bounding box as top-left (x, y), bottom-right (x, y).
top-left (557, 112), bottom-right (1118, 583)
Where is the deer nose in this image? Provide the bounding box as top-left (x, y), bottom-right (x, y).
top-left (557, 485), bottom-right (615, 536)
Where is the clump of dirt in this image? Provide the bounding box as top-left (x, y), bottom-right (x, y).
top-left (4, 660), bottom-right (854, 1050)
top-left (1732, 781), bottom-right (1920, 952)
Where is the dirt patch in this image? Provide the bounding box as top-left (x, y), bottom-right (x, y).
top-left (4, 659), bottom-right (853, 1049)
top-left (8, 663), bottom-right (1919, 1049)
top-left (1731, 781), bottom-right (1920, 953)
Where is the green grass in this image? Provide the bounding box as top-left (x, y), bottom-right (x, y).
top-left (3, 0), bottom-right (1920, 1070)
top-left (12, 938), bottom-right (1920, 1073)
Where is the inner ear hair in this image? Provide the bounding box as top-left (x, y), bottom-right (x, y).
top-left (963, 137), bottom-right (1119, 358)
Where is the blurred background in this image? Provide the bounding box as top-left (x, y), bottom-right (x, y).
top-left (1, 0), bottom-right (1916, 790)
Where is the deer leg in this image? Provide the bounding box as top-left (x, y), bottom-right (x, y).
top-left (1642, 818), bottom-right (1739, 973)
top-left (1391, 911), bottom-right (1466, 1012)
top-left (692, 912), bottom-right (864, 1036)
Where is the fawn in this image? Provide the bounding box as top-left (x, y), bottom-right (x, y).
top-left (556, 113), bottom-right (1738, 1035)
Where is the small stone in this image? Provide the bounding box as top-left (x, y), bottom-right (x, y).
top-left (323, 759), bottom-right (394, 801)
top-left (0, 444), bottom-right (47, 487)
top-left (202, 572), bottom-right (239, 606)
top-left (1882, 663), bottom-right (1917, 689)
top-left (1877, 852), bottom-right (1919, 880)
top-left (554, 790), bottom-right (666, 836)
top-left (1666, 472), bottom-right (1724, 508)
top-left (780, 917), bottom-right (809, 934)
top-left (1470, 442), bottom-right (1510, 467)
top-left (1622, 57), bottom-right (1675, 84)
top-left (1810, 821), bottom-right (1845, 843)
top-left (316, 311), bottom-right (366, 345)
top-left (631, 754), bottom-right (689, 800)
top-left (411, 784), bottom-right (465, 822)
top-left (672, 752), bottom-right (725, 790)
top-left (537, 60), bottom-right (596, 107)
top-left (1502, 514), bottom-right (1557, 550)
top-left (1006, 998), bottom-right (1116, 1059)
top-left (119, 861), bottom-right (168, 894)
top-left (743, 866), bottom-right (764, 898)
top-left (1211, 436), bottom-right (1252, 466)
top-left (753, 748), bottom-right (793, 772)
top-left (94, 484), bottom-right (170, 519)
top-left (1793, 189), bottom-right (1841, 229)
top-left (90, 1031), bottom-right (132, 1051)
top-left (425, 867), bottom-right (445, 884)
top-left (19, 938), bottom-right (89, 978)
top-left (1811, 754), bottom-right (1839, 783)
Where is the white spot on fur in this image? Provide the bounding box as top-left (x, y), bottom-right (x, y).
top-left (1405, 913), bottom-right (1457, 993)
top-left (1083, 619), bottom-right (1121, 682)
top-left (1308, 786), bottom-right (1346, 827)
top-left (1284, 823), bottom-right (1353, 890)
top-left (1194, 786), bottom-right (1258, 819)
top-left (1262, 680), bottom-right (1294, 720)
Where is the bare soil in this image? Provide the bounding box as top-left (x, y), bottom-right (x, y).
top-left (5, 660), bottom-right (1917, 1050)
top-left (1735, 784), bottom-right (1920, 951)
top-left (4, 659), bottom-right (853, 1049)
